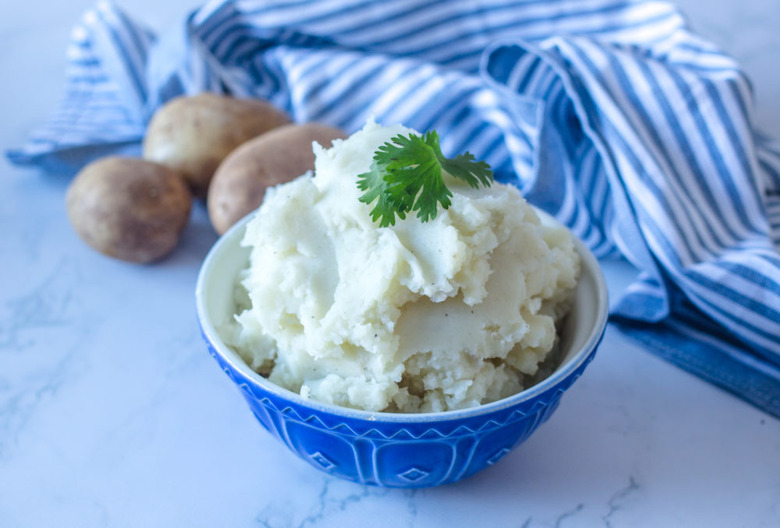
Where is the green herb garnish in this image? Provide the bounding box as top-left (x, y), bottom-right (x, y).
top-left (357, 131), bottom-right (493, 227)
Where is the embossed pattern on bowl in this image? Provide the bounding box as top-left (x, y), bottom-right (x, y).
top-left (196, 209), bottom-right (608, 488)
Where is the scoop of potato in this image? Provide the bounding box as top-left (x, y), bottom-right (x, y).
top-left (66, 157), bottom-right (192, 263)
top-left (207, 122), bottom-right (347, 235)
top-left (143, 93), bottom-right (290, 197)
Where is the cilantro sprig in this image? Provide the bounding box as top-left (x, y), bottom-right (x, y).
top-left (357, 131), bottom-right (493, 227)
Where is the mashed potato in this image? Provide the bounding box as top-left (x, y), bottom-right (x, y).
top-left (223, 121), bottom-right (580, 413)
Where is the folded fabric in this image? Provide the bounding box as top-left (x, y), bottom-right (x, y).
top-left (9, 0), bottom-right (780, 417)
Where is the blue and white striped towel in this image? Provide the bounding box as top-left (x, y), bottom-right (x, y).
top-left (8, 0), bottom-right (780, 418)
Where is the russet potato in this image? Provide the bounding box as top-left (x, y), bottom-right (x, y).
top-left (143, 93), bottom-right (290, 197)
top-left (66, 157), bottom-right (192, 263)
top-left (207, 122), bottom-right (347, 235)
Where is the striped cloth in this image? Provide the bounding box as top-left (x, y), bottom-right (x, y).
top-left (8, 0), bottom-right (780, 417)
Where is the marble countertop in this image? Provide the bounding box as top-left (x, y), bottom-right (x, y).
top-left (1, 1), bottom-right (778, 527)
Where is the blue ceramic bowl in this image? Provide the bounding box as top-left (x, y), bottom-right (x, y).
top-left (196, 209), bottom-right (608, 488)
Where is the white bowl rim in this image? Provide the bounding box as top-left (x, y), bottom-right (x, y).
top-left (196, 207), bottom-right (609, 424)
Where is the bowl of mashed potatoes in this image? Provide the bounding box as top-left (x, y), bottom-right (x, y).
top-left (196, 122), bottom-right (608, 488)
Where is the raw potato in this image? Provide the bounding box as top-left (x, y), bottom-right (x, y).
top-left (66, 157), bottom-right (192, 263)
top-left (143, 93), bottom-right (291, 197)
top-left (207, 122), bottom-right (347, 235)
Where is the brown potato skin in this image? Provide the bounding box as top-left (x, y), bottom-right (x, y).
top-left (207, 123), bottom-right (347, 235)
top-left (142, 93), bottom-right (291, 197)
top-left (66, 157), bottom-right (192, 263)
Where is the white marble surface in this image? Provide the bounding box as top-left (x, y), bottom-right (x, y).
top-left (2, 1), bottom-right (779, 527)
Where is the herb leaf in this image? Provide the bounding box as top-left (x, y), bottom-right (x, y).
top-left (357, 131), bottom-right (493, 227)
